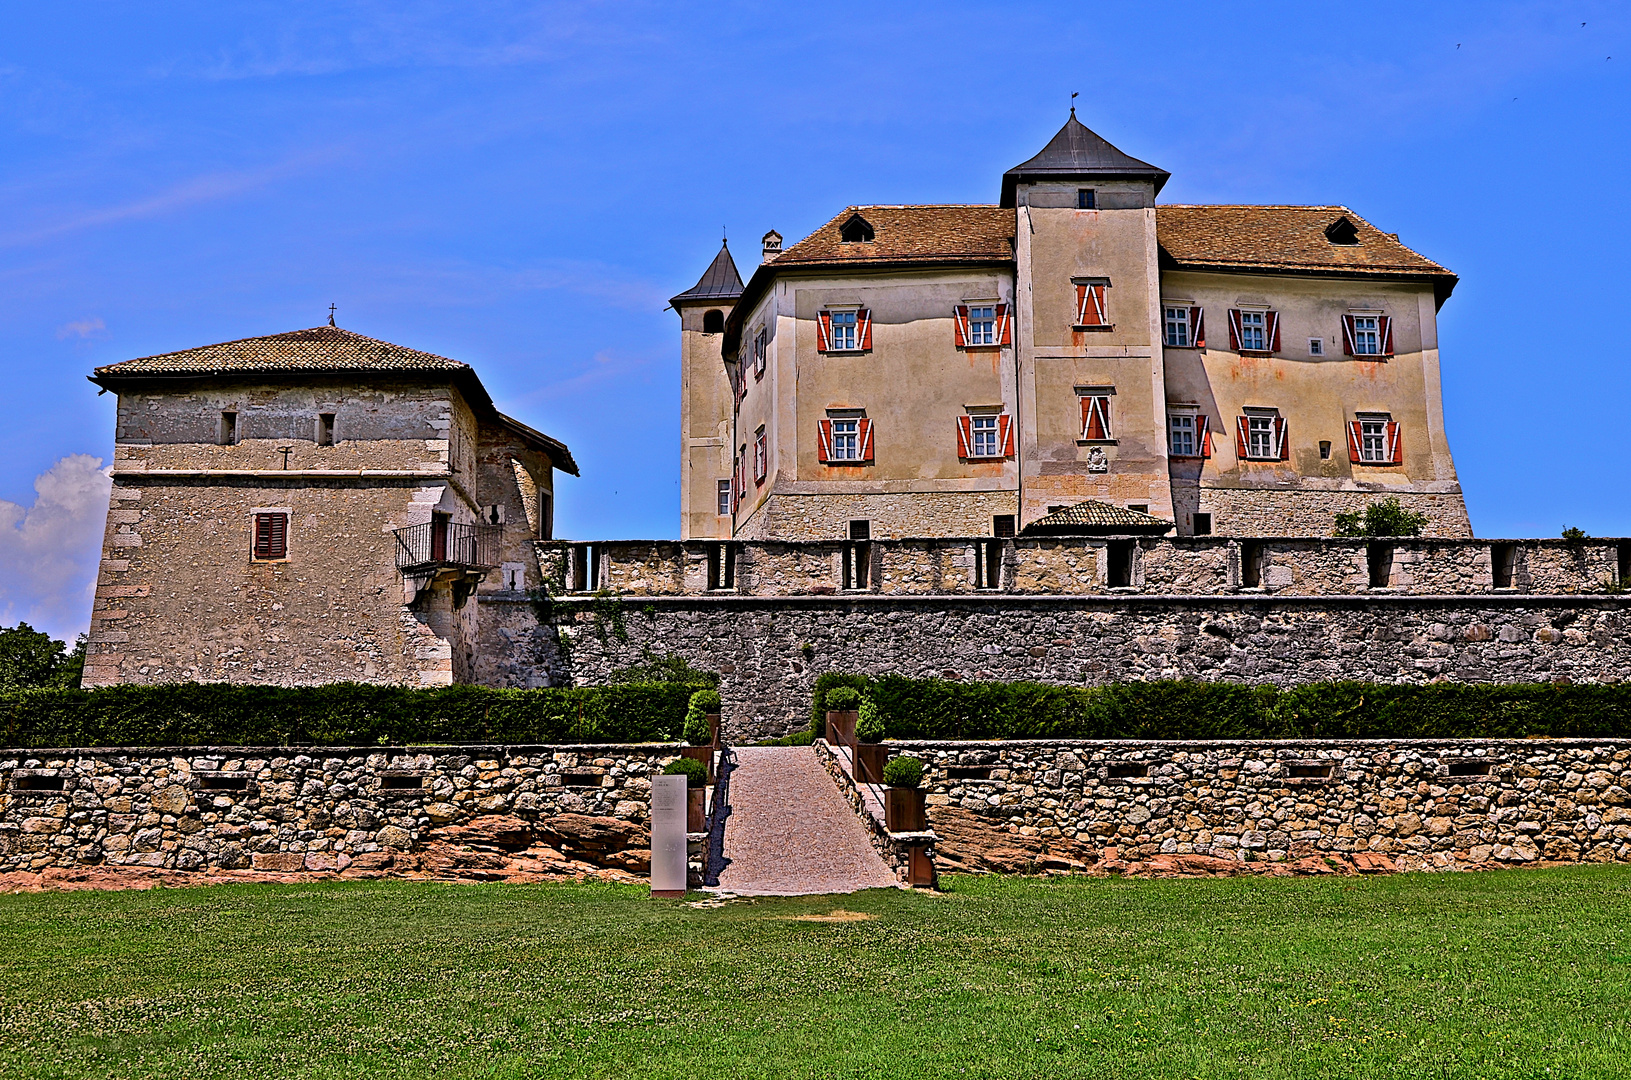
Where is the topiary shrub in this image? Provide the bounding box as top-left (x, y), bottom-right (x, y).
top-left (882, 755), bottom-right (923, 789)
top-left (811, 672), bottom-right (871, 734)
top-left (662, 757), bottom-right (708, 789)
top-left (824, 686), bottom-right (862, 712)
top-left (856, 696), bottom-right (884, 743)
top-left (683, 689), bottom-right (721, 746)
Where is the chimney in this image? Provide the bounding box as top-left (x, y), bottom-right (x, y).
top-left (761, 230), bottom-right (782, 264)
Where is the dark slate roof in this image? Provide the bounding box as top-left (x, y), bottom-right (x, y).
top-left (670, 240), bottom-right (744, 306)
top-left (92, 326), bottom-right (469, 378)
top-left (1021, 500), bottom-right (1174, 536)
top-left (1001, 111), bottom-right (1170, 206)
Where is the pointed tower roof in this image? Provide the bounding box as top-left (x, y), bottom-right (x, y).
top-left (670, 239), bottom-right (745, 306)
top-left (1000, 111), bottom-right (1170, 207)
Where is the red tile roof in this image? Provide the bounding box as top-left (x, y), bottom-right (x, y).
top-left (773, 206), bottom-right (1016, 268)
top-left (1156, 205), bottom-right (1455, 281)
top-left (92, 326), bottom-right (470, 378)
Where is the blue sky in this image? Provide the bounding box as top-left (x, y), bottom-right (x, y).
top-left (1, 1), bottom-right (1628, 640)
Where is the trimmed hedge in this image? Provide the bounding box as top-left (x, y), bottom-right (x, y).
top-left (0, 683), bottom-right (695, 749)
top-left (816, 675), bottom-right (1631, 741)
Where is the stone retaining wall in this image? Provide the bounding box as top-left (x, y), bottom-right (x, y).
top-left (0, 744), bottom-right (681, 879)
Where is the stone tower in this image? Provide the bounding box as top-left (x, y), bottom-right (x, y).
top-left (672, 239), bottom-right (744, 540)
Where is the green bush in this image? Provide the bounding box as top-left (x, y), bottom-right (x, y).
top-left (882, 755), bottom-right (923, 788)
top-left (814, 675), bottom-right (1631, 741)
top-left (0, 683), bottom-right (695, 749)
top-left (683, 689), bottom-right (721, 746)
top-left (811, 672), bottom-right (871, 734)
top-left (662, 756), bottom-right (708, 789)
top-left (755, 728), bottom-right (816, 747)
top-left (823, 686), bottom-right (862, 712)
top-left (1333, 496), bottom-right (1428, 538)
top-left (856, 697), bottom-right (885, 743)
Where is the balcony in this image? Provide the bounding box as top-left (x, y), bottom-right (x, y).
top-left (394, 519), bottom-right (502, 576)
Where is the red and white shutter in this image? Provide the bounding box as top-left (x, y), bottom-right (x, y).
top-left (1275, 416), bottom-right (1289, 460)
top-left (816, 311), bottom-right (833, 352)
top-left (1340, 315), bottom-right (1357, 357)
top-left (1088, 284), bottom-right (1108, 325)
top-left (1266, 310), bottom-right (1281, 353)
top-left (1189, 306), bottom-right (1205, 349)
top-left (1076, 284), bottom-right (1108, 326)
top-left (857, 309), bottom-right (873, 351)
top-left (995, 303), bottom-right (1011, 345)
top-left (1347, 420), bottom-right (1364, 462)
top-left (1379, 315), bottom-right (1395, 356)
top-left (1197, 414), bottom-right (1211, 458)
top-left (857, 418), bottom-right (875, 462)
top-left (1385, 421), bottom-right (1402, 464)
top-left (1074, 285), bottom-right (1091, 326)
top-left (1235, 416), bottom-right (1251, 459)
top-left (998, 414), bottom-right (1014, 458)
top-left (953, 305), bottom-right (969, 347)
top-left (1227, 309), bottom-right (1244, 351)
top-left (1080, 395), bottom-right (1110, 441)
top-left (955, 415), bottom-right (972, 457)
top-left (817, 419), bottom-right (834, 463)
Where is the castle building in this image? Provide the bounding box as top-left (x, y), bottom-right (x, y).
top-left (81, 324), bottom-right (575, 687)
top-left (676, 113), bottom-right (1469, 541)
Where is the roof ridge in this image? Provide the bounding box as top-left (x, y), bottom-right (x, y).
top-left (1158, 203), bottom-right (1352, 211)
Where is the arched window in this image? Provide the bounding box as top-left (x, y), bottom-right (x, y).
top-left (702, 310), bottom-right (725, 334)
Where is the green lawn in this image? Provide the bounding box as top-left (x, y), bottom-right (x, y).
top-left (1, 869), bottom-right (1629, 1079)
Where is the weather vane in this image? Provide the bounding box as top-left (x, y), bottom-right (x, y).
top-left (1071, 90), bottom-right (1078, 115)
top-left (327, 303), bottom-right (337, 326)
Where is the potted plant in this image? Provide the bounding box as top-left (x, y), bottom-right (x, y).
top-left (824, 686), bottom-right (861, 747)
top-left (882, 755), bottom-right (926, 832)
top-left (854, 696), bottom-right (889, 784)
top-left (663, 757), bottom-right (709, 832)
top-left (681, 689), bottom-right (720, 781)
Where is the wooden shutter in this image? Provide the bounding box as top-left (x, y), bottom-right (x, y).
top-left (1347, 421), bottom-right (1364, 462)
top-left (254, 513), bottom-right (286, 560)
top-left (857, 418), bottom-right (875, 462)
top-left (1076, 284), bottom-right (1107, 326)
top-left (1088, 284), bottom-right (1107, 325)
top-left (995, 303), bottom-right (1011, 345)
top-left (1189, 306), bottom-right (1205, 348)
top-left (1275, 416), bottom-right (1289, 460)
top-left (1385, 421), bottom-right (1402, 464)
top-left (817, 419), bottom-right (834, 463)
top-left (955, 415), bottom-right (972, 457)
top-left (1235, 416), bottom-right (1250, 459)
top-left (1379, 315), bottom-right (1395, 356)
top-left (953, 305), bottom-right (969, 347)
top-left (1266, 310), bottom-right (1281, 352)
top-left (998, 414), bottom-right (1014, 457)
top-left (1227, 309), bottom-right (1243, 351)
top-left (754, 433), bottom-right (767, 482)
top-left (816, 311), bottom-right (832, 352)
top-left (1081, 395), bottom-right (1110, 441)
top-left (1197, 414), bottom-right (1211, 458)
top-left (858, 309), bottom-right (873, 351)
top-left (1074, 285), bottom-right (1090, 325)
top-left (1340, 315), bottom-right (1357, 356)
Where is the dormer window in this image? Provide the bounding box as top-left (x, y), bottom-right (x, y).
top-left (839, 214), bottom-right (874, 243)
top-left (1324, 216), bottom-right (1360, 245)
top-left (702, 309), bottom-right (725, 334)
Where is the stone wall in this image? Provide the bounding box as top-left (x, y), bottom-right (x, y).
top-left (1189, 486), bottom-right (1473, 541)
top-left (483, 593), bottom-right (1631, 741)
top-left (883, 737), bottom-right (1631, 872)
top-left (0, 744), bottom-right (682, 879)
top-left (737, 490), bottom-right (1019, 542)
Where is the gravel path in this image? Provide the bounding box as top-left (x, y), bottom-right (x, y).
top-left (713, 746), bottom-right (899, 896)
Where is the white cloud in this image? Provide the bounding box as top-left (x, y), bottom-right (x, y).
top-left (55, 317), bottom-right (106, 340)
top-left (0, 455), bottom-right (112, 642)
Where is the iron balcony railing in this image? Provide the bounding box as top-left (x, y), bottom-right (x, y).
top-left (394, 520), bottom-right (503, 574)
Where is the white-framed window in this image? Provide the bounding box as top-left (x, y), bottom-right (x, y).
top-left (1079, 391), bottom-right (1114, 441)
top-left (1359, 417), bottom-right (1388, 461)
top-left (829, 310), bottom-right (857, 351)
top-left (1169, 413), bottom-right (1196, 458)
top-left (1309, 337), bottom-right (1324, 356)
top-left (753, 327), bottom-right (768, 377)
top-left (1247, 414), bottom-right (1275, 459)
top-left (1163, 306), bottom-right (1190, 347)
top-left (831, 418), bottom-right (859, 461)
top-left (716, 479), bottom-right (731, 516)
top-left (1238, 310), bottom-right (1266, 352)
top-left (754, 427), bottom-right (767, 482)
top-left (967, 306), bottom-right (996, 346)
top-left (1352, 316), bottom-right (1380, 355)
top-left (970, 414), bottom-right (999, 458)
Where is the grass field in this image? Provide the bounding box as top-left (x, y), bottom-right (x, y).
top-left (1, 868), bottom-right (1629, 1079)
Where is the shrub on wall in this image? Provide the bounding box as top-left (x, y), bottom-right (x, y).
top-left (818, 675), bottom-right (1631, 741)
top-left (0, 682), bottom-right (696, 749)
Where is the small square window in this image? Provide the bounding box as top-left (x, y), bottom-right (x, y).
top-left (993, 514), bottom-right (1016, 538)
top-left (717, 480), bottom-right (731, 516)
top-left (1128, 504), bottom-right (1148, 515)
top-left (1319, 440), bottom-right (1332, 460)
top-left (1193, 512), bottom-right (1212, 535)
top-left (1077, 189), bottom-right (1096, 209)
top-left (253, 512), bottom-right (287, 560)
top-left (317, 413), bottom-right (335, 446)
top-left (1308, 337), bottom-right (1324, 356)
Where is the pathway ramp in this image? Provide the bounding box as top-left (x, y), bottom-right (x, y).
top-left (713, 746), bottom-right (898, 896)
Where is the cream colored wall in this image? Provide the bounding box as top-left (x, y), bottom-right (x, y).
top-left (676, 301), bottom-right (735, 539)
top-left (1015, 181), bottom-right (1173, 525)
top-left (1159, 270), bottom-right (1469, 537)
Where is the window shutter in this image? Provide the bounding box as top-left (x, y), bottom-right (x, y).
top-left (1197, 414), bottom-right (1211, 458)
top-left (1385, 420), bottom-right (1402, 464)
top-left (1347, 421), bottom-right (1363, 463)
top-left (1227, 309), bottom-right (1243, 351)
top-left (1340, 315), bottom-right (1357, 356)
top-left (754, 436), bottom-right (767, 482)
top-left (1380, 315), bottom-right (1395, 356)
top-left (1089, 284), bottom-right (1108, 325)
top-left (1076, 284), bottom-right (1107, 326)
top-left (1235, 416), bottom-right (1250, 459)
top-left (857, 418), bottom-right (875, 462)
top-left (858, 309), bottom-right (873, 351)
top-left (953, 305), bottom-right (968, 347)
top-left (1267, 310), bottom-right (1281, 352)
top-left (817, 419), bottom-right (833, 463)
top-left (1081, 396), bottom-right (1110, 441)
top-left (817, 311), bottom-right (832, 352)
top-left (995, 303), bottom-right (1011, 346)
top-left (998, 414), bottom-right (1014, 457)
top-left (1275, 416), bottom-right (1290, 460)
top-left (1074, 285), bottom-right (1090, 325)
top-left (1189, 306), bottom-right (1205, 348)
top-left (955, 415), bottom-right (972, 458)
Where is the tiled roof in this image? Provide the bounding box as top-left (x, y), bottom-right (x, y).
top-left (1001, 111), bottom-right (1169, 205)
top-left (773, 205), bottom-right (1015, 268)
top-left (671, 240), bottom-right (744, 305)
top-left (1022, 500), bottom-right (1174, 535)
top-left (92, 326), bottom-right (470, 379)
top-left (1156, 206), bottom-right (1455, 281)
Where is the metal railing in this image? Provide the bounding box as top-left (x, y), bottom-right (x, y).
top-left (394, 520), bottom-right (502, 574)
